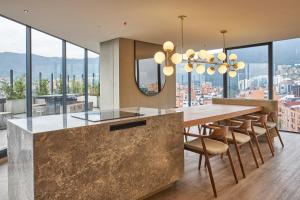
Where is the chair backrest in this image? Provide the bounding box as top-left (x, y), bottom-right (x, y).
top-left (256, 114), bottom-right (268, 124)
top-left (239, 120), bottom-right (252, 130)
top-left (210, 126), bottom-right (228, 142)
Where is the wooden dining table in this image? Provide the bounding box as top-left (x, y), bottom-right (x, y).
top-left (175, 104), bottom-right (262, 127)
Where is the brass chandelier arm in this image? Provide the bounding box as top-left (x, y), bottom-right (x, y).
top-left (183, 59), bottom-right (237, 67)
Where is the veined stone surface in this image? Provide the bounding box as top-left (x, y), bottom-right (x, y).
top-left (7, 108), bottom-right (184, 200)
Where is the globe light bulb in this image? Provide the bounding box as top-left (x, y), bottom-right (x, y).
top-left (198, 49), bottom-right (207, 60)
top-left (207, 66), bottom-right (215, 75)
top-left (237, 61), bottom-right (245, 69)
top-left (171, 53), bottom-right (182, 64)
top-left (154, 51), bottom-right (165, 64)
top-left (228, 70), bottom-right (237, 78)
top-left (163, 41), bottom-right (174, 51)
top-left (163, 66), bottom-right (174, 76)
top-left (229, 53), bottom-right (237, 61)
top-left (206, 53), bottom-right (214, 62)
top-left (217, 52), bottom-right (226, 61)
top-left (218, 64), bottom-right (228, 74)
top-left (195, 64), bottom-right (205, 74)
top-left (185, 49), bottom-right (195, 58)
top-left (184, 63), bottom-right (193, 72)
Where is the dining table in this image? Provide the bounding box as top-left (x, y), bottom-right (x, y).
top-left (176, 104), bottom-right (263, 127)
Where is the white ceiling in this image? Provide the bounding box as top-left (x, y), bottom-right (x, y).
top-left (1, 0), bottom-right (300, 53)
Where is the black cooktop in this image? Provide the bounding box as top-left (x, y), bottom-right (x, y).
top-left (71, 110), bottom-right (143, 122)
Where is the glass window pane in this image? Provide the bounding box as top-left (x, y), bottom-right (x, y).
top-left (0, 16), bottom-right (26, 149)
top-left (273, 38), bottom-right (300, 132)
top-left (176, 63), bottom-right (188, 107)
top-left (88, 51), bottom-right (100, 110)
top-left (228, 45), bottom-right (269, 99)
top-left (66, 43), bottom-right (85, 113)
top-left (32, 29), bottom-right (62, 116)
top-left (191, 49), bottom-right (223, 105)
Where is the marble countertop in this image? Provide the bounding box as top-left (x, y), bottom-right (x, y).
top-left (7, 107), bottom-right (181, 134)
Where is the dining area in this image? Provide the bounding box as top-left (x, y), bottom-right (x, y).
top-left (148, 98), bottom-right (289, 199)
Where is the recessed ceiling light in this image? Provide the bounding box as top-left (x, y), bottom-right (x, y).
top-left (24, 9), bottom-right (30, 14)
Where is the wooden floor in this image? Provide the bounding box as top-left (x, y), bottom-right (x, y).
top-left (147, 132), bottom-right (300, 200)
top-left (0, 132), bottom-right (299, 200)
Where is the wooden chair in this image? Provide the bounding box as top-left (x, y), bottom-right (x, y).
top-left (235, 114), bottom-right (275, 164)
top-left (225, 119), bottom-right (259, 178)
top-left (184, 125), bottom-right (238, 197)
top-left (247, 112), bottom-right (284, 148)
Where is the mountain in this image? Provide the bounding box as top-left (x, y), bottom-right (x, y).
top-left (0, 52), bottom-right (99, 80)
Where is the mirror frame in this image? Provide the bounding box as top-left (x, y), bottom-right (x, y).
top-left (134, 40), bottom-right (166, 96)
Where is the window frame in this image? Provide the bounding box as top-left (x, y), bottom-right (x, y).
top-left (224, 42), bottom-right (273, 99)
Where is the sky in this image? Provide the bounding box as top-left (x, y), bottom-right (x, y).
top-left (0, 16), bottom-right (99, 58)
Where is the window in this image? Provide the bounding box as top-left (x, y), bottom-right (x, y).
top-left (32, 29), bottom-right (62, 116)
top-left (176, 63), bottom-right (189, 107)
top-left (227, 45), bottom-right (269, 99)
top-left (88, 51), bottom-right (100, 110)
top-left (273, 38), bottom-right (300, 132)
top-left (0, 16), bottom-right (26, 149)
top-left (176, 49), bottom-right (224, 107)
top-left (66, 43), bottom-right (85, 113)
top-left (0, 15), bottom-right (100, 156)
top-left (191, 49), bottom-right (223, 105)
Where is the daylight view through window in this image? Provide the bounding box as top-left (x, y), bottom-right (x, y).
top-left (176, 49), bottom-right (224, 107)
top-left (227, 45), bottom-right (269, 99)
top-left (0, 16), bottom-right (100, 150)
top-left (273, 38), bottom-right (300, 132)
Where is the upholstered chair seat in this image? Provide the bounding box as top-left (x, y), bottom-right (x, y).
top-left (185, 138), bottom-right (228, 155)
top-left (247, 126), bottom-right (266, 135)
top-left (266, 121), bottom-right (277, 129)
top-left (226, 131), bottom-right (251, 144)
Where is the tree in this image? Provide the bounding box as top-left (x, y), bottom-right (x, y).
top-left (36, 79), bottom-right (50, 95)
top-left (14, 76), bottom-right (26, 99)
top-left (1, 76), bottom-right (26, 100)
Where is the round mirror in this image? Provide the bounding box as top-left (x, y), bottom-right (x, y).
top-left (134, 41), bottom-right (166, 96)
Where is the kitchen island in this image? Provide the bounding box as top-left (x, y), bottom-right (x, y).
top-left (7, 107), bottom-right (184, 200)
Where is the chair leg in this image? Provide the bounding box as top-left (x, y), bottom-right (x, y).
top-left (266, 127), bottom-right (275, 153)
top-left (198, 154), bottom-right (202, 170)
top-left (205, 156), bottom-right (217, 197)
top-left (253, 135), bottom-right (264, 164)
top-left (185, 127), bottom-right (190, 142)
top-left (233, 142), bottom-right (246, 178)
top-left (227, 149), bottom-right (238, 184)
top-left (264, 128), bottom-right (275, 157)
top-left (198, 125), bottom-right (202, 135)
top-left (275, 127), bottom-right (284, 148)
top-left (248, 140), bottom-right (259, 168)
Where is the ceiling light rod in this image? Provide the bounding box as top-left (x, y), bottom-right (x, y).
top-left (178, 15), bottom-right (186, 56)
top-left (221, 30), bottom-right (227, 52)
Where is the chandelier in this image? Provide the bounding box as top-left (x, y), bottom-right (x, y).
top-left (183, 29), bottom-right (245, 78)
top-left (154, 16), bottom-right (245, 78)
top-left (153, 41), bottom-right (182, 76)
